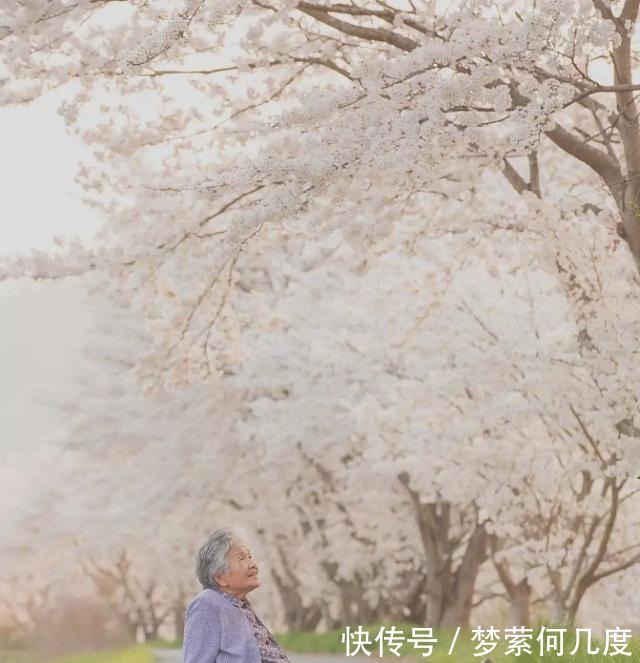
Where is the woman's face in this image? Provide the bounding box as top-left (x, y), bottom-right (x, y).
top-left (215, 540), bottom-right (260, 598)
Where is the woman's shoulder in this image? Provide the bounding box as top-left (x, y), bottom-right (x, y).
top-left (187, 588), bottom-right (228, 612)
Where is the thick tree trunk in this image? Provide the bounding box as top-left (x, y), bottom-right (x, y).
top-left (508, 580), bottom-right (532, 627)
top-left (173, 593), bottom-right (186, 642)
top-left (385, 571), bottom-right (427, 625)
top-left (615, 207), bottom-right (640, 273)
top-left (143, 627), bottom-right (159, 642)
top-left (490, 537), bottom-right (532, 627)
top-left (271, 567), bottom-right (323, 631)
top-left (335, 575), bottom-right (378, 625)
top-left (399, 473), bottom-right (487, 628)
top-left (436, 523), bottom-right (488, 628)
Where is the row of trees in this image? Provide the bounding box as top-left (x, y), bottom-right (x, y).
top-left (2, 426), bottom-right (638, 640)
top-left (0, 554), bottom-right (186, 653)
top-left (2, 271), bottom-right (639, 638)
top-left (3, 0), bottom-right (640, 381)
top-left (2, 0), bottom-right (640, 646)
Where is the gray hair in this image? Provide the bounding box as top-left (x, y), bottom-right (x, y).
top-left (196, 528), bottom-right (242, 589)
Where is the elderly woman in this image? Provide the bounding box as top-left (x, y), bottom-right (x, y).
top-left (183, 528), bottom-right (292, 663)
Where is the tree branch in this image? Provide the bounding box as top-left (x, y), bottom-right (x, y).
top-left (591, 550), bottom-right (640, 583)
top-left (621, 0), bottom-right (640, 23)
top-left (545, 123), bottom-right (623, 201)
top-left (295, 1), bottom-right (435, 36)
top-left (566, 82), bottom-right (640, 107)
top-left (297, 1), bottom-right (419, 51)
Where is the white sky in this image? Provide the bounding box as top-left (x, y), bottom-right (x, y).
top-left (0, 94), bottom-right (101, 461)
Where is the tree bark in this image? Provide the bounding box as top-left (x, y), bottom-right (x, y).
top-left (399, 472), bottom-right (487, 628)
top-left (508, 580), bottom-right (532, 627)
top-left (438, 523), bottom-right (488, 628)
top-left (490, 537), bottom-right (532, 627)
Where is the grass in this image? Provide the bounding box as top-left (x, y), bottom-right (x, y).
top-left (48, 645), bottom-right (154, 663)
top-left (0, 645), bottom-right (153, 663)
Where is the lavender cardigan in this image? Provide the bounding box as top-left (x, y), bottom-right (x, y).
top-left (182, 588), bottom-right (262, 663)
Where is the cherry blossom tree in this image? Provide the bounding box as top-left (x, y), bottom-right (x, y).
top-left (223, 188), bottom-right (640, 625)
top-left (2, 0), bottom-right (640, 382)
top-left (3, 0), bottom-right (640, 635)
top-left (6, 190), bottom-right (640, 630)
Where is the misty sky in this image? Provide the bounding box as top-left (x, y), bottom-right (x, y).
top-left (0, 95), bottom-right (100, 461)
